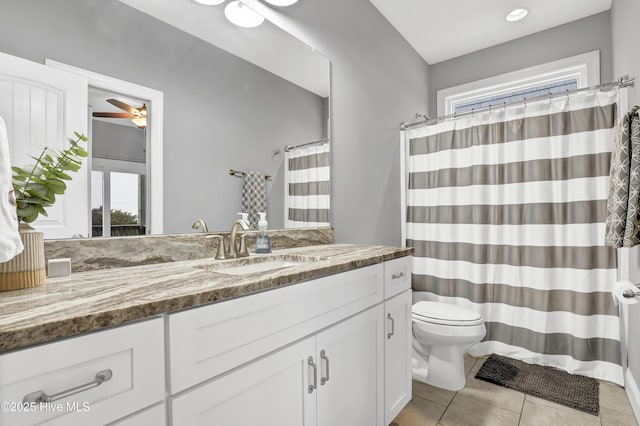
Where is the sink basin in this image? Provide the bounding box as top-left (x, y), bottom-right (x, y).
top-left (196, 254), bottom-right (319, 276)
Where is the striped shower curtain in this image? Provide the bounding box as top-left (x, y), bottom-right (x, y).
top-left (405, 90), bottom-right (623, 384)
top-left (284, 142), bottom-right (330, 228)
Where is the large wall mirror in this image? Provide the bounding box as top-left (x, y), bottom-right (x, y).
top-left (0, 0), bottom-right (330, 239)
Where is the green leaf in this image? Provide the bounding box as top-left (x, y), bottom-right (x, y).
top-left (11, 131), bottom-right (87, 223)
top-left (73, 132), bottom-right (89, 142)
top-left (50, 169), bottom-right (72, 180)
top-left (71, 147), bottom-right (88, 157)
top-left (17, 205), bottom-right (39, 223)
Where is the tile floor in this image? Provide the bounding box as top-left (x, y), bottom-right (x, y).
top-left (393, 354), bottom-right (638, 426)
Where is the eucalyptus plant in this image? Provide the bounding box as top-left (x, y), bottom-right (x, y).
top-left (11, 132), bottom-right (88, 223)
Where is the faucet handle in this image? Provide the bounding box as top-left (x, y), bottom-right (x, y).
top-left (206, 235), bottom-right (227, 260)
top-left (238, 234), bottom-right (249, 257)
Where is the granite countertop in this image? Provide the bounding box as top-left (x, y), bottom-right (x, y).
top-left (0, 244), bottom-right (412, 354)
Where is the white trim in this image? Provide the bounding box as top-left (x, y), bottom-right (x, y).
top-left (437, 51), bottom-right (601, 116)
top-left (625, 368), bottom-right (640, 424)
top-left (44, 60), bottom-right (164, 234)
top-left (399, 130), bottom-right (408, 248)
top-left (92, 158), bottom-right (147, 237)
top-left (93, 157), bottom-right (147, 175)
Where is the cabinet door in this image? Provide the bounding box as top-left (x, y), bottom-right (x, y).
top-left (107, 403), bottom-right (165, 426)
top-left (171, 337), bottom-right (316, 426)
top-left (384, 290), bottom-right (412, 424)
top-left (0, 51), bottom-right (89, 238)
top-left (316, 305), bottom-right (384, 426)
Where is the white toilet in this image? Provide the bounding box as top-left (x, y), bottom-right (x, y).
top-left (411, 301), bottom-right (486, 391)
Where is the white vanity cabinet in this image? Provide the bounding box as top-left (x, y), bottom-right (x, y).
top-left (169, 257), bottom-right (412, 426)
top-left (382, 257), bottom-right (413, 424)
top-left (0, 254), bottom-right (412, 426)
top-left (0, 318), bottom-right (165, 426)
top-left (171, 305), bottom-right (384, 426)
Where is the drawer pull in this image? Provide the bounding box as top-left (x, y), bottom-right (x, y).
top-left (387, 313), bottom-right (395, 339)
top-left (320, 350), bottom-right (330, 385)
top-left (23, 369), bottom-right (113, 404)
top-left (391, 272), bottom-right (405, 280)
top-left (307, 357), bottom-right (317, 394)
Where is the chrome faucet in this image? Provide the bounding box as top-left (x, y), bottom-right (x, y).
top-left (228, 219), bottom-right (250, 258)
top-left (192, 219), bottom-right (208, 233)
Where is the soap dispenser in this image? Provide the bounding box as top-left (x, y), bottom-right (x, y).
top-left (255, 212), bottom-right (271, 254)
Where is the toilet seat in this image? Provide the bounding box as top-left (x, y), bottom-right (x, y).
top-left (412, 301), bottom-right (483, 326)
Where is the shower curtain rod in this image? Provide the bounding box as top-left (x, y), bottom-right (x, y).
top-left (284, 138), bottom-right (330, 152)
top-left (400, 75), bottom-right (635, 131)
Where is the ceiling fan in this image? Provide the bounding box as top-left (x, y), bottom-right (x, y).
top-left (92, 98), bottom-right (147, 128)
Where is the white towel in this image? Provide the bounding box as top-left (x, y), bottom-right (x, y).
top-left (0, 116), bottom-right (23, 262)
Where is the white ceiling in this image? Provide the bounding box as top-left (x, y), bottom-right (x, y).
top-left (118, 0), bottom-right (329, 98)
top-left (369, 0), bottom-right (612, 65)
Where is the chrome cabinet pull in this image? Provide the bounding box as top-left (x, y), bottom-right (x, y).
top-left (320, 350), bottom-right (330, 385)
top-left (307, 357), bottom-right (317, 394)
top-left (391, 272), bottom-right (405, 280)
top-left (387, 313), bottom-right (395, 339)
top-left (23, 369), bottom-right (113, 404)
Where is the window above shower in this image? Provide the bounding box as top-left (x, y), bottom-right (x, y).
top-left (437, 51), bottom-right (600, 116)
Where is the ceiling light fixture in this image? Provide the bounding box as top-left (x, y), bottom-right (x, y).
top-left (194, 0), bottom-right (225, 5)
top-left (506, 8), bottom-right (528, 22)
top-left (131, 116), bottom-right (147, 129)
top-left (224, 1), bottom-right (265, 28)
top-left (264, 0), bottom-right (299, 6)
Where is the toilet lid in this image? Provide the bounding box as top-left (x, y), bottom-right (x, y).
top-left (412, 301), bottom-right (483, 326)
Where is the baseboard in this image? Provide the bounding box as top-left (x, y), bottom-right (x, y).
top-left (625, 368), bottom-right (640, 423)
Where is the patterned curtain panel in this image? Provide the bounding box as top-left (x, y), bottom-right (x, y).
top-left (405, 90), bottom-right (622, 384)
top-left (284, 142), bottom-right (330, 228)
top-left (605, 106), bottom-right (640, 247)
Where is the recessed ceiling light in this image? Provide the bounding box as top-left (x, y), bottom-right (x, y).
top-left (264, 0), bottom-right (298, 6)
top-left (506, 8), bottom-right (528, 22)
top-left (194, 0), bottom-right (225, 5)
top-left (224, 1), bottom-right (265, 28)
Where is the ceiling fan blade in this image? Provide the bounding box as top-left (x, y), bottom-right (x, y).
top-left (92, 112), bottom-right (136, 118)
top-left (106, 98), bottom-right (138, 115)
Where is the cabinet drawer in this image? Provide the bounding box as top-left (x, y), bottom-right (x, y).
top-left (0, 318), bottom-right (165, 426)
top-left (168, 263), bottom-right (384, 393)
top-left (384, 257), bottom-right (411, 298)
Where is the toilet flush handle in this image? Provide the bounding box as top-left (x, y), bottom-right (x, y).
top-left (387, 313), bottom-right (395, 339)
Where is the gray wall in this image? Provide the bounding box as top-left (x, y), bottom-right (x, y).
top-left (270, 0), bottom-right (430, 245)
top-left (0, 0), bottom-right (325, 232)
top-left (429, 11), bottom-right (613, 114)
top-left (92, 121), bottom-right (145, 163)
top-left (611, 0), bottom-right (640, 396)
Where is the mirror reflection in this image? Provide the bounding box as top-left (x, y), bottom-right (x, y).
top-left (0, 0), bottom-right (330, 239)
